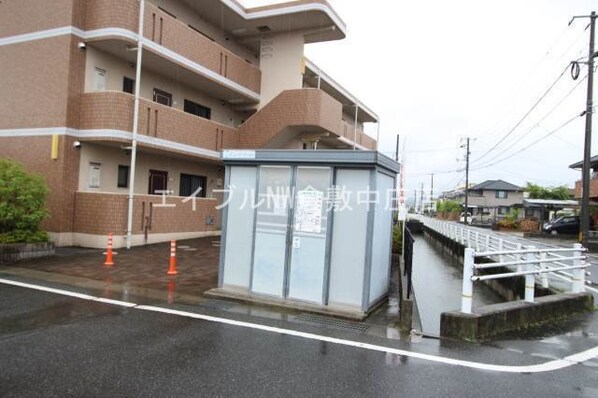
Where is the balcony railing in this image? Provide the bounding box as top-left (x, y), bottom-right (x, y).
top-left (79, 91), bottom-right (239, 152)
top-left (84, 0), bottom-right (261, 94)
top-left (341, 121), bottom-right (377, 150)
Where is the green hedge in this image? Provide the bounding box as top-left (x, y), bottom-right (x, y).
top-left (0, 158), bottom-right (49, 243)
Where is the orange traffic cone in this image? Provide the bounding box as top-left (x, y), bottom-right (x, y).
top-left (167, 240), bottom-right (178, 275)
top-left (104, 233), bottom-right (115, 267)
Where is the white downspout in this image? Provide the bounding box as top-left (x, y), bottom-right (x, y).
top-left (353, 104), bottom-right (359, 150)
top-left (126, 0), bottom-right (145, 249)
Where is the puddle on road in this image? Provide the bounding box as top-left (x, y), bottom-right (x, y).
top-left (0, 300), bottom-right (122, 335)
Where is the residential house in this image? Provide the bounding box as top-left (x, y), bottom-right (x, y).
top-left (467, 180), bottom-right (524, 220)
top-left (570, 155), bottom-right (598, 201)
top-left (0, 0), bottom-right (379, 248)
top-left (440, 179), bottom-right (524, 220)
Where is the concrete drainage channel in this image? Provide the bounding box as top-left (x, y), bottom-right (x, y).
top-left (416, 218), bottom-right (595, 342)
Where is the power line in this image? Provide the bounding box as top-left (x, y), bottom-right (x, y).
top-left (472, 63), bottom-right (571, 164)
top-left (470, 112), bottom-right (585, 171)
top-left (472, 73), bottom-right (587, 166)
top-left (471, 26), bottom-right (588, 142)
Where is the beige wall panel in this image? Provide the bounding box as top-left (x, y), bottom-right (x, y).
top-left (0, 0), bottom-right (77, 38)
top-left (0, 37), bottom-right (72, 128)
top-left (259, 33), bottom-right (305, 107)
top-left (77, 143), bottom-right (222, 196)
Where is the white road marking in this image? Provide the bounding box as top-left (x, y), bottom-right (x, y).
top-left (1, 277), bottom-right (597, 374)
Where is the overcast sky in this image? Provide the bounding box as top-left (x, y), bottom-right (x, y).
top-left (242, 0), bottom-right (596, 200)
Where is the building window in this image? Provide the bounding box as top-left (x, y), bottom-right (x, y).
top-left (89, 162), bottom-right (101, 188)
top-left (495, 190), bottom-right (508, 199)
top-left (117, 165), bottom-right (129, 188)
top-left (94, 68), bottom-right (106, 92)
top-left (525, 208), bottom-right (535, 217)
top-left (184, 99), bottom-right (211, 119)
top-left (153, 88), bottom-right (172, 106)
top-left (498, 207), bottom-right (508, 215)
top-left (180, 174), bottom-right (206, 198)
top-left (148, 170), bottom-right (168, 195)
top-left (123, 77), bottom-right (135, 94)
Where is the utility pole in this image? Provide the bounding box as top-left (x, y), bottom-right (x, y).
top-left (413, 189), bottom-right (417, 213)
top-left (430, 173), bottom-right (434, 213)
top-left (420, 182), bottom-right (424, 214)
top-left (571, 11), bottom-right (596, 247)
top-left (462, 138), bottom-right (471, 224)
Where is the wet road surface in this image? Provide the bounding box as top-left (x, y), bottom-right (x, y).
top-left (2, 283), bottom-right (598, 397)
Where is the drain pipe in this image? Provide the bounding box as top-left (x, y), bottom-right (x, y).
top-left (126, 0), bottom-right (145, 249)
top-left (353, 104), bottom-right (359, 150)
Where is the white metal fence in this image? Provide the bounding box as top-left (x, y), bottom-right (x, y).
top-left (415, 216), bottom-right (590, 314)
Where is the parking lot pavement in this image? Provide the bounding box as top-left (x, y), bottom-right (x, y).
top-left (2, 237), bottom-right (222, 298)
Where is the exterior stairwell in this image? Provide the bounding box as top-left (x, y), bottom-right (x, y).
top-left (238, 88), bottom-right (344, 149)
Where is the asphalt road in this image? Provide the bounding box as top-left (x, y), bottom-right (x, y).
top-left (2, 283), bottom-right (598, 397)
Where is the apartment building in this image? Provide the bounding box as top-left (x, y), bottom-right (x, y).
top-left (0, 0), bottom-right (379, 248)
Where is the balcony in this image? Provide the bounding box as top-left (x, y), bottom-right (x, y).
top-left (238, 88), bottom-right (377, 150)
top-left (84, 0), bottom-right (261, 98)
top-left (79, 91), bottom-right (239, 157)
top-left (340, 121), bottom-right (377, 150)
top-left (574, 179), bottom-right (598, 199)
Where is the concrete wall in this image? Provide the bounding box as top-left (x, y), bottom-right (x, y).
top-left (441, 293), bottom-right (594, 342)
top-left (259, 34), bottom-right (305, 108)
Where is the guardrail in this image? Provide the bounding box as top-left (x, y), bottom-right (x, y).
top-left (461, 245), bottom-right (587, 313)
top-left (413, 216), bottom-right (591, 313)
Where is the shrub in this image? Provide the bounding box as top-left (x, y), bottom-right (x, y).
top-left (519, 219), bottom-right (539, 233)
top-left (497, 219), bottom-right (520, 230)
top-left (0, 158), bottom-right (49, 243)
top-left (437, 200), bottom-right (461, 213)
top-left (392, 221), bottom-right (403, 254)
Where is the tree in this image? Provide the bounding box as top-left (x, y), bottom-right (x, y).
top-left (525, 182), bottom-right (570, 200)
top-left (0, 158), bottom-right (49, 243)
top-left (437, 200), bottom-right (461, 213)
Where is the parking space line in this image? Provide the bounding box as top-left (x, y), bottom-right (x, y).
top-left (1, 277), bottom-right (597, 374)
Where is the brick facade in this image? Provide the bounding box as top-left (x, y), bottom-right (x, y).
top-left (79, 92), bottom-right (240, 152)
top-left (84, 0), bottom-right (261, 94)
top-left (74, 191), bottom-right (220, 236)
top-left (0, 136), bottom-right (80, 234)
top-left (0, 0), bottom-right (378, 247)
top-left (574, 180), bottom-right (598, 199)
top-left (238, 88), bottom-right (343, 148)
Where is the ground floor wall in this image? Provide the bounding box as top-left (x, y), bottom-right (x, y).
top-left (77, 142), bottom-right (223, 197)
top-left (70, 191), bottom-right (221, 248)
top-left (0, 135), bottom-right (80, 235)
top-left (1, 136), bottom-right (223, 248)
